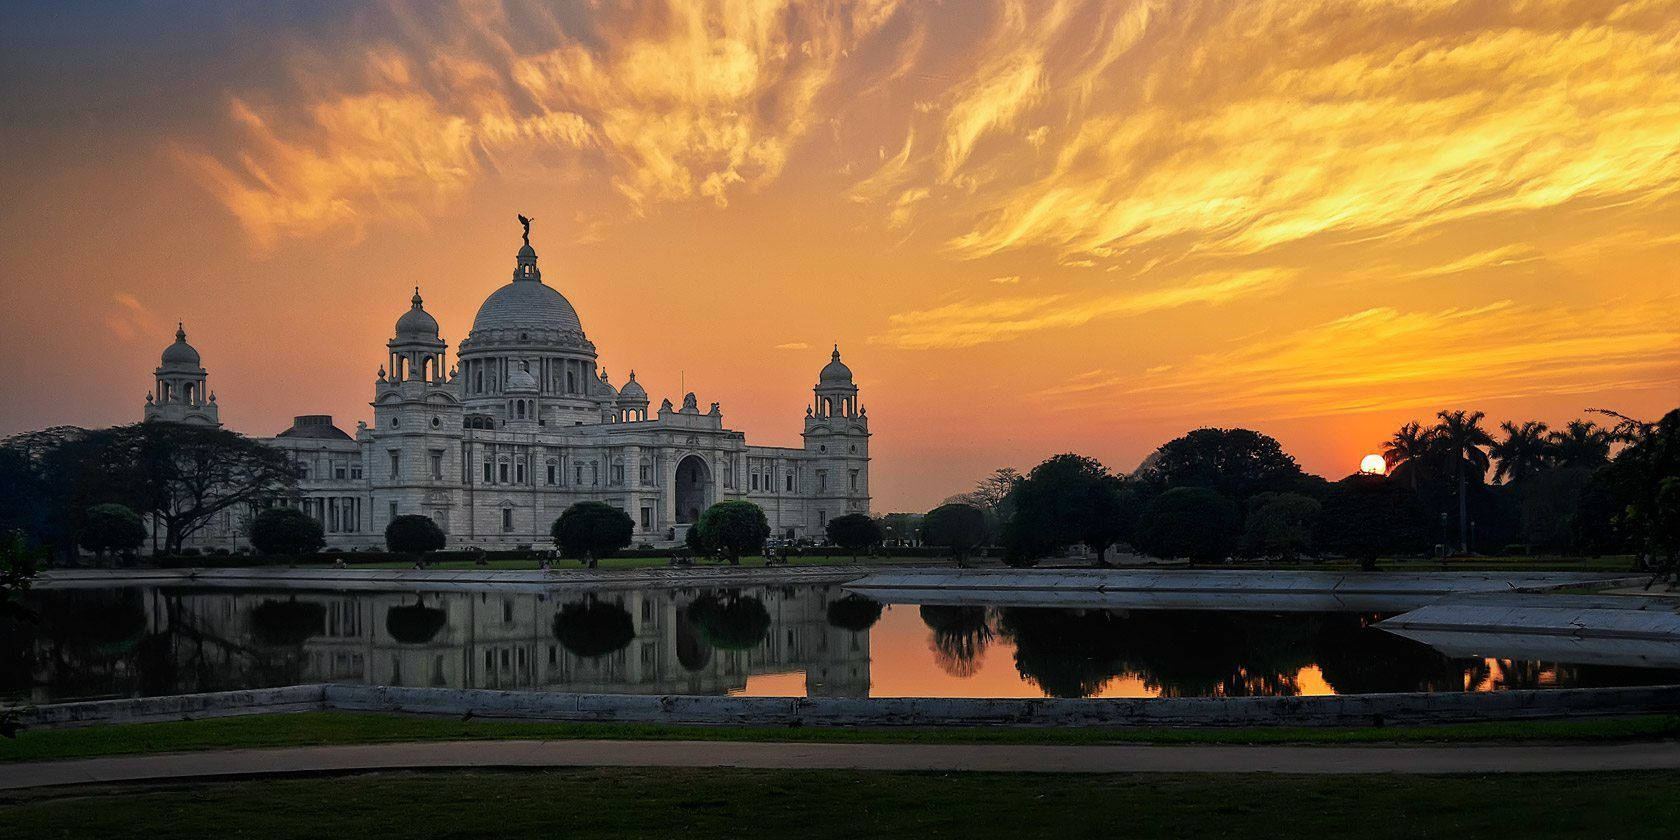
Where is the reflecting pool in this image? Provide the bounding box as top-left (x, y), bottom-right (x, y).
top-left (5, 584), bottom-right (1676, 704)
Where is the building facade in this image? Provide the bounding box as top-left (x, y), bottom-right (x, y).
top-left (144, 231), bottom-right (870, 550)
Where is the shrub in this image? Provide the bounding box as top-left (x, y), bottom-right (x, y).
top-left (921, 503), bottom-right (989, 566)
top-left (1135, 487), bottom-right (1240, 561)
top-left (551, 502), bottom-right (634, 568)
top-left (385, 514), bottom-right (445, 554)
top-left (694, 501), bottom-right (770, 564)
top-left (1241, 492), bottom-right (1321, 561)
top-left (825, 514), bottom-right (882, 560)
top-left (79, 503), bottom-right (146, 561)
top-left (249, 507), bottom-right (325, 555)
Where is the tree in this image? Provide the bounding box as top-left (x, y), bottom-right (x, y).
top-left (1383, 421), bottom-right (1435, 491)
top-left (694, 501), bottom-right (770, 565)
top-left (78, 503), bottom-right (146, 562)
top-left (385, 514), bottom-right (445, 554)
top-left (1550, 419), bottom-right (1614, 469)
top-left (83, 423), bottom-right (299, 555)
top-left (1431, 410), bottom-right (1494, 553)
top-left (878, 513), bottom-right (924, 546)
top-left (1002, 454), bottom-right (1132, 566)
top-left (1, 530), bottom-right (40, 628)
top-left (1242, 492), bottom-right (1320, 561)
top-left (825, 513), bottom-right (881, 560)
top-left (248, 507), bottom-right (324, 555)
top-left (1139, 428), bottom-right (1308, 501)
top-left (1518, 466), bottom-right (1594, 553)
top-left (1490, 420), bottom-right (1553, 485)
top-left (1133, 487), bottom-right (1239, 561)
top-left (1318, 473), bottom-right (1430, 569)
top-left (945, 467), bottom-right (1021, 532)
top-left (1588, 409), bottom-right (1680, 582)
top-left (920, 502), bottom-right (989, 566)
top-left (919, 605), bottom-right (993, 677)
top-left (551, 501), bottom-right (634, 568)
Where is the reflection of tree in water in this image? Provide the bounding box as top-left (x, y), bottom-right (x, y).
top-left (11, 589), bottom-right (150, 698)
top-left (997, 608), bottom-right (1326, 699)
top-left (826, 594), bottom-right (884, 633)
top-left (688, 593), bottom-right (771, 651)
top-left (552, 598), bottom-right (635, 658)
top-left (386, 599), bottom-right (448, 645)
top-left (996, 608), bottom-right (1128, 698)
top-left (1310, 614), bottom-right (1467, 694)
top-left (919, 605), bottom-right (993, 678)
top-left (251, 599), bottom-right (326, 647)
top-left (674, 604), bottom-right (713, 672)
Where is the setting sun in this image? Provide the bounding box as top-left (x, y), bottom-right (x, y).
top-left (1359, 454), bottom-right (1387, 475)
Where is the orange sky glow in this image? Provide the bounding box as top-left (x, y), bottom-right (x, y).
top-left (1, 0), bottom-right (1676, 511)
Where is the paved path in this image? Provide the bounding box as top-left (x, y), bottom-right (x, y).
top-left (5, 739), bottom-right (1680, 790)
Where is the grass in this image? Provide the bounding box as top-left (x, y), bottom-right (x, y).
top-left (5, 712), bottom-right (1679, 763)
top-left (3, 768), bottom-right (1676, 839)
top-left (297, 554), bottom-right (936, 571)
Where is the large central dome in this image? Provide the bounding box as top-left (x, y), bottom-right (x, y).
top-left (469, 243), bottom-right (585, 336)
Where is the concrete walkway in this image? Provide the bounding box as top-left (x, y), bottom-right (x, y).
top-left (6, 739), bottom-right (1680, 789)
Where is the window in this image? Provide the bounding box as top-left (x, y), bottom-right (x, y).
top-left (388, 451), bottom-right (400, 478)
top-left (639, 463), bottom-right (651, 485)
top-left (389, 501), bottom-right (398, 522)
top-left (430, 451), bottom-right (444, 480)
top-left (612, 464), bottom-right (624, 485)
top-left (817, 470), bottom-right (827, 492)
top-left (849, 469), bottom-right (859, 491)
top-left (567, 371), bottom-right (577, 392)
top-left (751, 474), bottom-right (759, 491)
top-left (499, 463), bottom-right (509, 483)
top-left (335, 465), bottom-right (347, 480)
top-left (502, 599), bottom-right (513, 623)
top-left (546, 462), bottom-right (557, 485)
top-left (818, 510), bottom-right (828, 527)
top-left (786, 474), bottom-right (795, 492)
top-left (350, 464), bottom-right (363, 480)
top-left (640, 507), bottom-right (652, 530)
top-left (575, 465), bottom-right (584, 485)
top-left (502, 508), bottom-right (513, 532)
top-left (516, 462), bottom-right (526, 484)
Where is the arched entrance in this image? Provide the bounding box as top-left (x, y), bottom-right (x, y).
top-left (674, 455), bottom-right (711, 524)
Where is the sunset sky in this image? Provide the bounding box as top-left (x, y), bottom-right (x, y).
top-left (2, 0), bottom-right (1676, 511)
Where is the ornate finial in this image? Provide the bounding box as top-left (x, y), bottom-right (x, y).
top-left (628, 370), bottom-right (637, 382)
top-left (411, 286), bottom-right (423, 307)
top-left (210, 391), bottom-right (217, 403)
top-left (146, 392), bottom-right (154, 404)
top-left (176, 322), bottom-right (187, 342)
top-left (378, 365), bottom-right (387, 381)
top-left (517, 213), bottom-right (533, 247)
top-left (832, 344), bottom-right (841, 360)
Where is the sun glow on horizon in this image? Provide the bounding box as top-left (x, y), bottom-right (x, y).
top-left (1359, 454), bottom-right (1388, 475)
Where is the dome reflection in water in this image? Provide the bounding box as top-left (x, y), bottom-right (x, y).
top-left (9, 583), bottom-right (1679, 703)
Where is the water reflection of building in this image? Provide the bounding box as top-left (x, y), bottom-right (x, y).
top-left (135, 585), bottom-right (871, 699)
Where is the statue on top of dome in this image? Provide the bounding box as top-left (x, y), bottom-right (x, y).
top-left (517, 213), bottom-right (533, 247)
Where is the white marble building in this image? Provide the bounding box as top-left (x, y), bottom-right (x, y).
top-left (143, 231), bottom-right (870, 550)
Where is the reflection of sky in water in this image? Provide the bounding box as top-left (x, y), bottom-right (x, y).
top-left (9, 586), bottom-right (1677, 705)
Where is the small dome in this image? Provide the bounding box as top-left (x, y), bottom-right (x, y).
top-left (161, 323), bottom-right (201, 368)
top-left (395, 288), bottom-right (440, 339)
top-left (617, 370), bottom-right (648, 403)
top-left (819, 345), bottom-right (852, 383)
top-left (592, 368), bottom-right (618, 400)
top-left (506, 363), bottom-right (538, 392)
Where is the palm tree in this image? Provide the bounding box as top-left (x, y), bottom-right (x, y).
top-left (1433, 410), bottom-right (1494, 553)
top-left (1383, 421), bottom-right (1434, 490)
top-left (1550, 420), bottom-right (1614, 468)
top-left (1489, 420), bottom-right (1552, 485)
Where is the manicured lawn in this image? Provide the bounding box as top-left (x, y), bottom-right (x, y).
top-left (5, 712), bottom-right (1679, 763)
top-left (3, 768), bottom-right (1675, 839)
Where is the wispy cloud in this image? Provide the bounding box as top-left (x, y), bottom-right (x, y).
top-left (877, 268), bottom-right (1291, 349)
top-left (774, 341), bottom-right (811, 351)
top-left (105, 293), bottom-right (162, 343)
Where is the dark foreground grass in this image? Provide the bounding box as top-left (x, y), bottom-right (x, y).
top-left (4, 768), bottom-right (1676, 839)
top-left (4, 712), bottom-right (1679, 763)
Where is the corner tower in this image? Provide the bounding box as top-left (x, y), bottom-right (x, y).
top-left (801, 346), bottom-right (870, 525)
top-left (144, 324), bottom-right (220, 425)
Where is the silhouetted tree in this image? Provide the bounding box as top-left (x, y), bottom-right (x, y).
top-left (1139, 428), bottom-right (1310, 501)
top-left (1383, 421), bottom-right (1435, 491)
top-left (920, 503), bottom-right (989, 567)
top-left (695, 501), bottom-right (771, 565)
top-left (1490, 420), bottom-right (1553, 485)
top-left (1241, 492), bottom-right (1320, 561)
top-left (997, 607), bottom-right (1128, 698)
top-left (248, 507), bottom-right (324, 556)
top-left (385, 514), bottom-right (445, 554)
top-left (79, 503), bottom-right (146, 562)
top-left (1590, 409), bottom-right (1680, 581)
top-left (1432, 410), bottom-right (1494, 553)
top-left (1003, 454), bottom-right (1132, 566)
top-left (1550, 419), bottom-right (1615, 469)
top-left (551, 501), bottom-right (634, 568)
top-left (1317, 473), bottom-right (1430, 568)
top-left (1134, 487), bottom-right (1239, 561)
top-left (386, 599), bottom-right (448, 645)
top-left (825, 513), bottom-right (882, 560)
